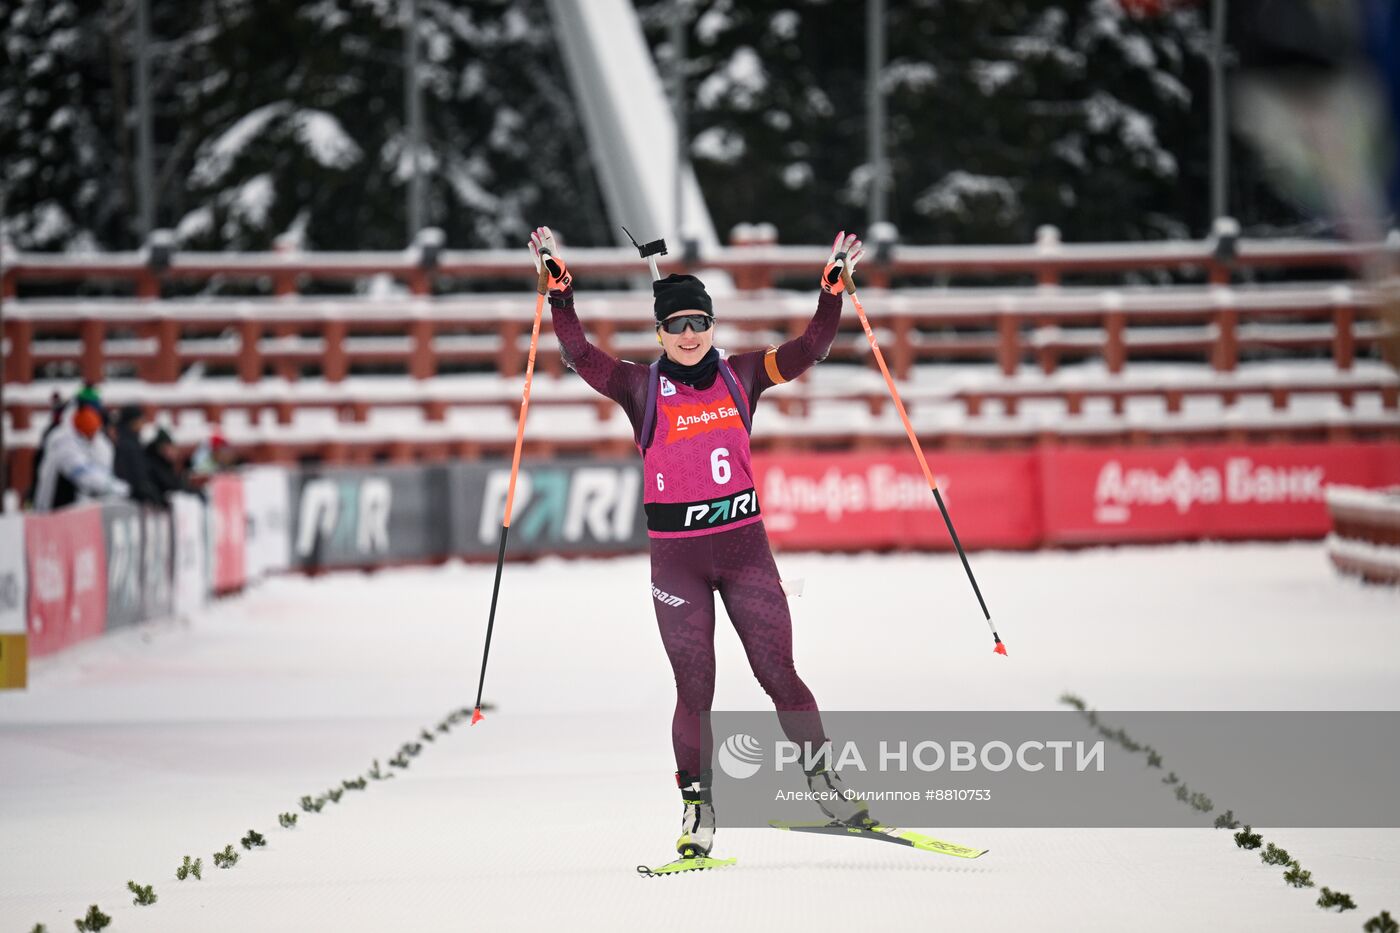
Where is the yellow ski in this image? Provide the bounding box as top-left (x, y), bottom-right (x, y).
top-left (637, 855), bottom-right (738, 877)
top-left (770, 820), bottom-right (987, 859)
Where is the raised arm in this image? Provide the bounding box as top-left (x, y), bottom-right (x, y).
top-left (730, 231), bottom-right (864, 406)
top-left (547, 287), bottom-right (647, 411)
top-left (530, 226), bottom-right (649, 427)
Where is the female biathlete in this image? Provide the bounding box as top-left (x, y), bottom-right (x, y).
top-left (529, 227), bottom-right (868, 862)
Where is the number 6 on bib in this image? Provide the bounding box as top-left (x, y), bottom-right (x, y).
top-left (710, 448), bottom-right (731, 485)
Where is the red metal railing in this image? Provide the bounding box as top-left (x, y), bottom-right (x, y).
top-left (5, 235), bottom-right (1398, 497)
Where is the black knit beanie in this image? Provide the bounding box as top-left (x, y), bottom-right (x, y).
top-left (652, 273), bottom-right (713, 321)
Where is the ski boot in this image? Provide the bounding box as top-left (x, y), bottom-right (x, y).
top-left (806, 764), bottom-right (876, 828)
top-left (675, 769), bottom-right (716, 858)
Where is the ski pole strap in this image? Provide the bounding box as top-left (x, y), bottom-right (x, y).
top-left (638, 359), bottom-right (661, 450)
top-left (717, 358), bottom-right (754, 434)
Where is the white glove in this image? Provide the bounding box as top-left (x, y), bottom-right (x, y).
top-left (528, 226), bottom-right (572, 294)
top-left (820, 231), bottom-right (865, 295)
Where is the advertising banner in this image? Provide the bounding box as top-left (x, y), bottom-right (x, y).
top-left (143, 508), bottom-right (174, 621)
top-left (101, 502), bottom-right (145, 630)
top-left (449, 460), bottom-right (648, 557)
top-left (24, 506), bottom-right (106, 658)
top-left (0, 515), bottom-right (27, 688)
top-left (752, 451), bottom-right (1042, 551)
top-left (242, 465), bottom-right (291, 579)
top-left (209, 474), bottom-right (247, 593)
top-left (0, 514), bottom-right (26, 636)
top-left (1041, 443), bottom-right (1400, 544)
top-left (171, 492), bottom-right (208, 618)
top-left (291, 465), bottom-right (450, 569)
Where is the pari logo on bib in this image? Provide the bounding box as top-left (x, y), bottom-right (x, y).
top-left (668, 400), bottom-right (744, 442)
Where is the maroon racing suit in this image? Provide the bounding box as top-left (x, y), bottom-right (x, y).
top-left (547, 286), bottom-right (843, 774)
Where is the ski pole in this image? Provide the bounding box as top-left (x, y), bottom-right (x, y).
top-left (844, 271), bottom-right (1008, 656)
top-left (472, 289), bottom-right (547, 724)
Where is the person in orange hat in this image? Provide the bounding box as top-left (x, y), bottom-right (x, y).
top-left (32, 388), bottom-right (130, 512)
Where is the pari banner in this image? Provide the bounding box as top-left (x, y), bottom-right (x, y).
top-left (449, 460), bottom-right (648, 556)
top-left (99, 502), bottom-right (175, 630)
top-left (1042, 443), bottom-right (1400, 544)
top-left (101, 502), bottom-right (147, 630)
top-left (142, 508), bottom-right (174, 622)
top-left (708, 711), bottom-right (1400, 829)
top-left (752, 451), bottom-right (1041, 550)
top-left (291, 465), bottom-right (452, 569)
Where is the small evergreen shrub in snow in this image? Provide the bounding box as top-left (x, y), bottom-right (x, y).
top-left (213, 845), bottom-right (239, 869)
top-left (1282, 862), bottom-right (1313, 889)
top-left (73, 905), bottom-right (110, 931)
top-left (1316, 887), bottom-right (1356, 912)
top-left (126, 881), bottom-right (157, 906)
top-left (1364, 910), bottom-right (1399, 932)
top-left (1233, 826), bottom-right (1262, 850)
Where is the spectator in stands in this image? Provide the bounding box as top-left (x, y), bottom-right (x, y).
top-left (111, 405), bottom-right (164, 507)
top-left (190, 431), bottom-right (236, 478)
top-left (24, 390), bottom-right (68, 507)
top-left (32, 387), bottom-right (129, 511)
top-left (145, 428), bottom-right (202, 502)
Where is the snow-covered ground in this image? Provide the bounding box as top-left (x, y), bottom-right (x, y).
top-left (2, 542), bottom-right (1398, 931)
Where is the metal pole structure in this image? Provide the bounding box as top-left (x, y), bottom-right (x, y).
top-left (866, 0), bottom-right (887, 231)
top-left (404, 0), bottom-right (425, 241)
top-left (135, 0), bottom-right (155, 239)
top-left (1210, 0), bottom-right (1228, 226)
top-left (670, 0), bottom-right (688, 242)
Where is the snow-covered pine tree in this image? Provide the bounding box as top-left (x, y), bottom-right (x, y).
top-left (5, 0), bottom-right (1308, 253)
top-left (2, 0), bottom-right (608, 253)
top-left (1, 0), bottom-right (129, 250)
top-left (638, 0), bottom-right (1303, 245)
top-left (175, 0), bottom-right (608, 253)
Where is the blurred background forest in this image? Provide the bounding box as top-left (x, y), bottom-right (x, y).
top-left (1, 0), bottom-right (1309, 254)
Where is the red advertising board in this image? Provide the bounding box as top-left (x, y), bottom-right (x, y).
top-left (25, 506), bottom-right (107, 658)
top-left (753, 451), bottom-right (1042, 551)
top-left (1040, 443), bottom-right (1400, 544)
top-left (750, 444), bottom-right (1400, 551)
top-left (209, 474), bottom-right (247, 593)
